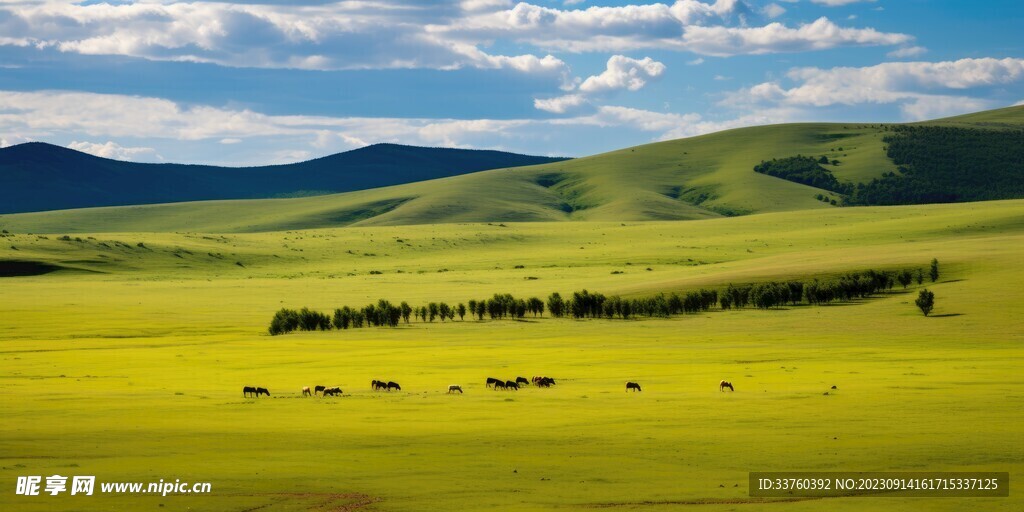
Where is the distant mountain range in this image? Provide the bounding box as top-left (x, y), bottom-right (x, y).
top-left (0, 106), bottom-right (1021, 233)
top-left (0, 142), bottom-right (567, 214)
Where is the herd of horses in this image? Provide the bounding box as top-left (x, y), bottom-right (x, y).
top-left (244, 379), bottom-right (738, 397)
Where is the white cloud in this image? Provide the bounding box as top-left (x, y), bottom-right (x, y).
top-left (682, 17), bottom-right (910, 56)
top-left (0, 88), bottom-right (810, 164)
top-left (1, 133), bottom-right (32, 148)
top-left (578, 55), bottom-right (666, 94)
top-left (534, 93), bottom-right (587, 114)
top-left (687, 57), bottom-right (705, 65)
top-left (887, 46), bottom-right (927, 59)
top-left (722, 58), bottom-right (1024, 120)
top-left (432, 2), bottom-right (909, 55)
top-left (763, 3), bottom-right (786, 19)
top-left (0, 0), bottom-right (565, 82)
top-left (534, 55), bottom-right (666, 113)
top-left (68, 140), bottom-right (161, 162)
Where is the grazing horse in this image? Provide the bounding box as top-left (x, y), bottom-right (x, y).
top-left (536, 377), bottom-right (555, 387)
top-left (386, 381), bottom-right (401, 391)
top-left (372, 380), bottom-right (388, 391)
top-left (256, 387), bottom-right (270, 397)
top-left (505, 380), bottom-right (519, 391)
top-left (719, 380), bottom-right (734, 392)
top-left (447, 385), bottom-right (463, 394)
top-left (243, 386), bottom-right (257, 397)
top-left (493, 380), bottom-right (507, 390)
top-left (516, 377), bottom-right (530, 387)
top-left (302, 386), bottom-right (312, 397)
top-left (323, 386), bottom-right (342, 397)
top-left (626, 382), bottom-right (642, 392)
top-left (486, 377), bottom-right (501, 388)
top-left (314, 385), bottom-right (326, 396)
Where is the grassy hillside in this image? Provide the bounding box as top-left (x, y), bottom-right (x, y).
top-left (2, 106), bottom-right (1021, 233)
top-left (0, 142), bottom-right (566, 214)
top-left (1, 201), bottom-right (1022, 511)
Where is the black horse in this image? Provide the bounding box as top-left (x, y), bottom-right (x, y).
top-left (255, 387), bottom-right (270, 397)
top-left (314, 385), bottom-right (326, 396)
top-left (493, 380), bottom-right (507, 390)
top-left (719, 380), bottom-right (734, 392)
top-left (626, 382), bottom-right (642, 392)
top-left (372, 380), bottom-right (389, 391)
top-left (386, 381), bottom-right (401, 391)
top-left (243, 386), bottom-right (257, 397)
top-left (323, 387), bottom-right (342, 397)
top-left (515, 377), bottom-right (530, 387)
top-left (536, 377), bottom-right (556, 387)
top-left (505, 380), bottom-right (519, 391)
top-left (486, 377), bottom-right (501, 388)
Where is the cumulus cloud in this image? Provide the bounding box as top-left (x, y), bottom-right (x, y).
top-left (579, 55), bottom-right (666, 93)
top-left (67, 140), bottom-right (162, 162)
top-left (682, 17), bottom-right (910, 56)
top-left (434, 2), bottom-right (909, 55)
top-left (722, 58), bottom-right (1024, 120)
top-left (0, 0), bottom-right (566, 83)
top-left (534, 55), bottom-right (666, 113)
top-left (534, 93), bottom-right (587, 114)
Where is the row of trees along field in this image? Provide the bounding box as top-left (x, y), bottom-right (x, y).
top-left (268, 260), bottom-right (941, 335)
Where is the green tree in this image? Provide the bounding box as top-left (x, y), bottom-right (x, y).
top-left (438, 302), bottom-right (451, 322)
top-left (547, 292), bottom-right (565, 318)
top-left (915, 289), bottom-right (935, 316)
top-left (457, 303), bottom-right (467, 321)
top-left (428, 302), bottom-right (438, 322)
top-left (400, 302), bottom-right (412, 324)
top-left (929, 258), bottom-right (939, 282)
top-left (915, 268), bottom-right (924, 285)
top-left (897, 270), bottom-right (913, 289)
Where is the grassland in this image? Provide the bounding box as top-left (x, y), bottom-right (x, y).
top-left (3, 106), bottom-right (1020, 234)
top-left (1, 200), bottom-right (1022, 511)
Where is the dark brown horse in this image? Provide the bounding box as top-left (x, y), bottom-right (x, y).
top-left (256, 387), bottom-right (270, 397)
top-left (719, 380), bottom-right (734, 392)
top-left (493, 380), bottom-right (507, 390)
top-left (516, 377), bottom-right (529, 386)
top-left (505, 380), bottom-right (519, 390)
top-left (243, 386), bottom-right (257, 397)
top-left (536, 377), bottom-right (556, 387)
top-left (626, 382), bottom-right (642, 392)
top-left (372, 380), bottom-right (387, 391)
top-left (486, 377), bottom-right (501, 388)
top-left (314, 385), bottom-right (326, 396)
top-left (447, 385), bottom-right (463, 394)
top-left (386, 381), bottom-right (401, 391)
top-left (323, 386), bottom-right (342, 397)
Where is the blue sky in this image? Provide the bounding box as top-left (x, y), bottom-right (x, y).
top-left (1, 0), bottom-right (1022, 165)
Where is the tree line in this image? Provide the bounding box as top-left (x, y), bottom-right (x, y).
top-left (268, 261), bottom-right (942, 335)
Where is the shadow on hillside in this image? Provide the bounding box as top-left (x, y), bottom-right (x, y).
top-left (929, 313), bottom-right (964, 318)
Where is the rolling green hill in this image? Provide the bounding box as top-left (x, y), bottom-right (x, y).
top-left (1, 106), bottom-right (1021, 233)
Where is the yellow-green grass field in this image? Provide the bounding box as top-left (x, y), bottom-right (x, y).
top-left (1, 200), bottom-right (1023, 511)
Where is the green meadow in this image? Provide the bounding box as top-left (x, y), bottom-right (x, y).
top-left (1, 199), bottom-right (1022, 511)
